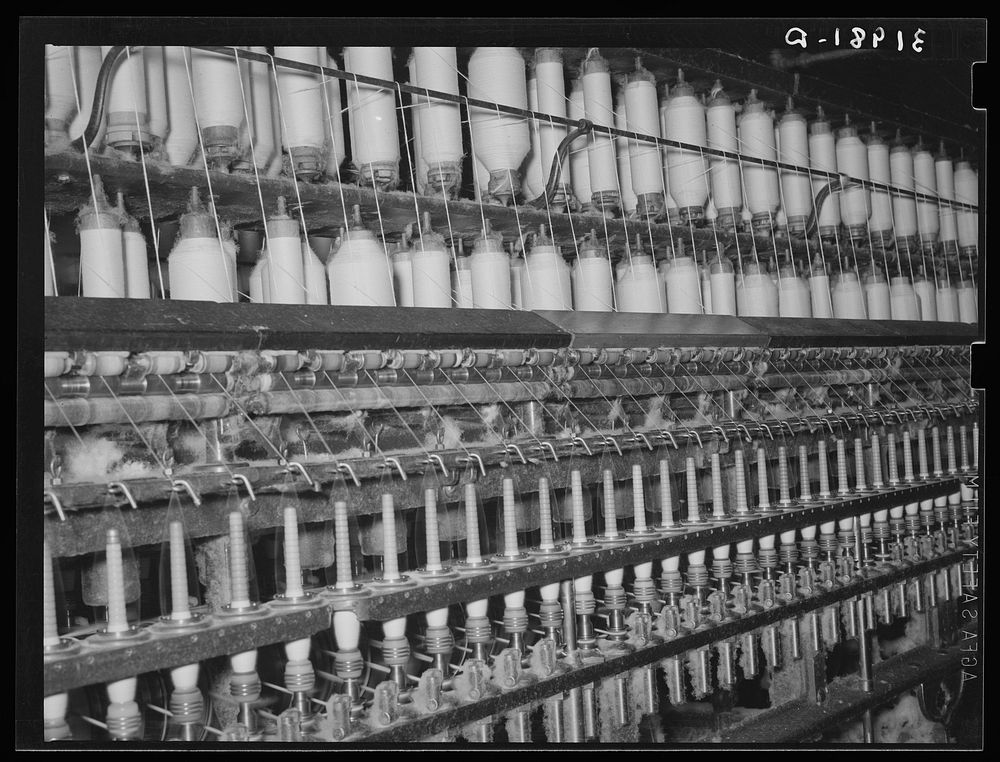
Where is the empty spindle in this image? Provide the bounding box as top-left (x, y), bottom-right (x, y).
top-left (658, 459), bottom-right (676, 527)
top-left (686, 457), bottom-right (701, 522)
top-left (798, 445), bottom-right (813, 502)
top-left (333, 500), bottom-right (354, 588)
top-left (853, 437), bottom-right (868, 491)
top-left (631, 465), bottom-right (648, 532)
top-left (570, 470), bottom-right (589, 543)
top-left (423, 487), bottom-right (443, 571)
top-left (538, 477), bottom-right (555, 550)
top-left (464, 484), bottom-right (484, 564)
top-left (380, 494), bottom-right (401, 580)
top-left (169, 520), bottom-right (190, 619)
top-left (283, 506), bottom-right (304, 598)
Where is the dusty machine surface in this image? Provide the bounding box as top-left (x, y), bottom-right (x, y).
top-left (25, 19), bottom-right (983, 748)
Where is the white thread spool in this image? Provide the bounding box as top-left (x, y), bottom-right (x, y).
top-left (249, 256), bottom-right (269, 304)
top-left (936, 283), bottom-right (959, 322)
top-left (777, 264), bottom-right (811, 318)
top-left (470, 227), bottom-right (511, 309)
top-left (167, 519), bottom-right (191, 620)
top-left (664, 70), bottom-right (709, 224)
top-left (568, 78), bottom-right (592, 211)
top-left (889, 275), bottom-right (920, 320)
top-left (451, 255), bottom-right (474, 308)
top-left (913, 142), bottom-right (939, 244)
top-left (571, 237), bottom-right (614, 312)
top-left (614, 75), bottom-right (638, 217)
top-left (190, 46), bottom-right (243, 164)
top-left (831, 270), bottom-right (866, 319)
top-left (706, 82), bottom-right (742, 230)
top-left (866, 127), bottom-right (894, 244)
top-left (344, 46), bottom-right (399, 188)
top-left (626, 61), bottom-right (664, 218)
top-left (143, 46), bottom-right (168, 152)
top-left (661, 255), bottom-right (702, 314)
top-left (78, 180), bottom-right (126, 299)
top-left (736, 262), bottom-right (778, 317)
top-left (104, 527), bottom-right (131, 634)
top-left (738, 90), bottom-right (779, 231)
top-left (282, 505), bottom-right (304, 598)
top-left (69, 46), bottom-right (106, 146)
top-left (657, 459), bottom-right (676, 528)
top-left (809, 108), bottom-right (840, 237)
top-left (322, 52), bottom-right (347, 178)
top-left (468, 47), bottom-right (529, 204)
top-left (777, 99), bottom-right (812, 234)
top-left (912, 271), bottom-right (938, 321)
top-left (956, 280), bottom-right (978, 324)
top-left (327, 225), bottom-right (395, 307)
top-left (533, 48), bottom-right (570, 198)
top-left (709, 256), bottom-right (737, 316)
top-left (935, 145), bottom-right (958, 248)
top-left (274, 46), bottom-right (326, 178)
top-left (835, 118), bottom-right (872, 239)
top-left (570, 469), bottom-right (589, 544)
top-left (392, 246), bottom-right (414, 308)
top-left (659, 87), bottom-right (680, 225)
top-left (521, 74), bottom-right (545, 203)
top-left (863, 268), bottom-right (891, 320)
top-left (954, 160), bottom-right (978, 251)
top-left (685, 457), bottom-right (700, 523)
top-left (45, 45), bottom-right (76, 148)
top-left (411, 223), bottom-right (451, 309)
top-left (523, 238), bottom-right (573, 311)
top-left (101, 45), bottom-right (149, 151)
top-left (162, 46), bottom-right (197, 166)
top-left (889, 133), bottom-right (918, 246)
top-left (581, 49), bottom-right (619, 213)
top-left (616, 253), bottom-right (664, 313)
top-left (807, 260), bottom-right (834, 318)
top-left (410, 47), bottom-right (462, 193)
top-left (263, 198), bottom-right (306, 304)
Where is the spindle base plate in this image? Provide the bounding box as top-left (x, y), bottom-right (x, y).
top-left (152, 612), bottom-right (213, 631)
top-left (529, 546), bottom-right (570, 557)
top-left (454, 559), bottom-right (496, 572)
top-left (323, 583), bottom-right (367, 599)
top-left (88, 625), bottom-right (151, 646)
top-left (627, 527), bottom-right (661, 538)
top-left (413, 567), bottom-right (460, 579)
top-left (594, 535), bottom-right (631, 546)
top-left (271, 591), bottom-right (326, 609)
top-left (217, 602), bottom-right (270, 619)
top-left (43, 638), bottom-right (82, 658)
top-left (492, 553), bottom-right (530, 566)
top-left (653, 525), bottom-right (687, 534)
top-left (372, 575), bottom-right (417, 589)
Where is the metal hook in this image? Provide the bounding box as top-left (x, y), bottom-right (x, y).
top-left (687, 429), bottom-right (703, 449)
top-left (425, 453), bottom-right (450, 479)
top-left (336, 462), bottom-right (361, 488)
top-left (712, 426), bottom-right (728, 445)
top-left (779, 420), bottom-right (795, 436)
top-left (172, 479), bottom-right (202, 507)
top-left (571, 436), bottom-right (593, 456)
top-left (108, 482), bottom-right (138, 510)
top-left (504, 443), bottom-right (528, 465)
top-left (463, 452), bottom-right (487, 478)
top-left (658, 430), bottom-right (679, 449)
top-left (285, 461), bottom-right (317, 491)
top-left (603, 436), bottom-right (623, 457)
top-left (44, 490), bottom-right (66, 521)
top-left (757, 422), bottom-right (774, 440)
top-left (382, 457), bottom-right (408, 481)
top-left (231, 473), bottom-right (256, 502)
top-left (633, 432), bottom-right (654, 451)
top-left (539, 441), bottom-right (559, 462)
top-left (736, 424), bottom-right (753, 443)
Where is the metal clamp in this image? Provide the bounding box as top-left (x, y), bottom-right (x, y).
top-left (658, 430), bottom-right (679, 449)
top-left (108, 481), bottom-right (138, 510)
top-left (172, 479), bottom-right (202, 507)
top-left (337, 462), bottom-right (361, 488)
top-left (285, 461), bottom-right (317, 490)
top-left (382, 457), bottom-right (408, 481)
top-left (425, 453), bottom-right (450, 479)
top-left (231, 473), bottom-right (257, 502)
top-left (44, 490), bottom-right (66, 521)
top-left (633, 432), bottom-right (654, 451)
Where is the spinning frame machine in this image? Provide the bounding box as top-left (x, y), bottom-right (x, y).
top-left (34, 33), bottom-right (982, 745)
